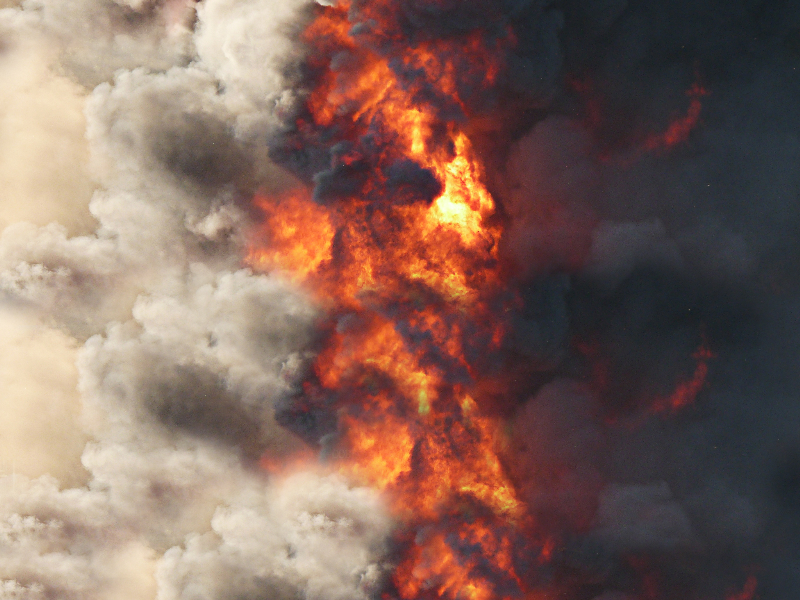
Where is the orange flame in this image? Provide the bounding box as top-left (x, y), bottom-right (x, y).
top-left (248, 3), bottom-right (531, 599)
top-left (247, 4), bottom-right (738, 600)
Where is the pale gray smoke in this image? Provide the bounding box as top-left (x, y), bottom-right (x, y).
top-left (0, 1), bottom-right (392, 598)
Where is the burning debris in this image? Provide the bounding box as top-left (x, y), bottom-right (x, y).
top-left (0, 0), bottom-right (799, 599)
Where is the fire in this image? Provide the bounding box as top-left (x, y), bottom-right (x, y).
top-left (248, 2), bottom-right (529, 599)
top-left (247, 3), bottom-right (736, 600)
top-left (250, 191), bottom-right (334, 283)
top-left (394, 520), bottom-right (522, 600)
top-left (570, 75), bottom-right (710, 158)
top-left (644, 81), bottom-right (710, 151)
top-left (652, 337), bottom-right (716, 413)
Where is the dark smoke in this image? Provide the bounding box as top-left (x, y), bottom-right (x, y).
top-left (500, 1), bottom-right (800, 598)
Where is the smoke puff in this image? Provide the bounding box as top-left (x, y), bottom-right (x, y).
top-left (0, 222), bottom-right (127, 336)
top-left (157, 472), bottom-right (391, 600)
top-left (312, 162), bottom-right (370, 204)
top-left (0, 471), bottom-right (391, 600)
top-left (27, 0), bottom-right (195, 87)
top-left (500, 117), bottom-right (597, 276)
top-left (383, 159), bottom-right (442, 205)
top-left (86, 67), bottom-right (248, 196)
top-left (0, 65), bottom-right (258, 336)
top-left (511, 380), bottom-right (606, 531)
top-left (0, 475), bottom-right (158, 600)
top-left (591, 482), bottom-right (696, 552)
top-left (194, 0), bottom-right (312, 138)
top-left (79, 266), bottom-right (318, 457)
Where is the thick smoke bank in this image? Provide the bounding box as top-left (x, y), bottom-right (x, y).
top-left (1, 0), bottom-right (800, 599)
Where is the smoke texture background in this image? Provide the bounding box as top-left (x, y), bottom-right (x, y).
top-left (0, 0), bottom-right (798, 598)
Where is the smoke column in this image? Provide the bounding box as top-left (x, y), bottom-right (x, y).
top-left (0, 1), bottom-right (798, 599)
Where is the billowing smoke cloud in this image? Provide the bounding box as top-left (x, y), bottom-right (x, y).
top-left (2, 0), bottom-right (799, 599)
top-left (0, 0), bottom-right (392, 598)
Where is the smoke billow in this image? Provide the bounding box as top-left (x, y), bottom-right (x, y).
top-left (0, 0), bottom-right (391, 598)
top-left (2, 0), bottom-right (800, 599)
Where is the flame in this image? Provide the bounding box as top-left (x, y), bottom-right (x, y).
top-left (571, 75), bottom-right (710, 158)
top-left (250, 191), bottom-right (334, 283)
top-left (644, 81), bottom-right (710, 151)
top-left (652, 337), bottom-right (716, 413)
top-left (394, 520), bottom-right (523, 600)
top-left (248, 2), bottom-right (532, 599)
top-left (247, 3), bottom-right (736, 600)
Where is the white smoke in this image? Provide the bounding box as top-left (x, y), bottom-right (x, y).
top-left (156, 472), bottom-right (391, 600)
top-left (0, 0), bottom-right (393, 597)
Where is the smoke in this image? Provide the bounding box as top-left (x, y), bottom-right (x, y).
top-left (0, 309), bottom-right (87, 487)
top-left (1, 0), bottom-right (799, 599)
top-left (0, 8), bottom-right (95, 235)
top-left (156, 471), bottom-right (391, 600)
top-left (495, 1), bottom-right (800, 597)
top-left (0, 0), bottom-right (393, 597)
